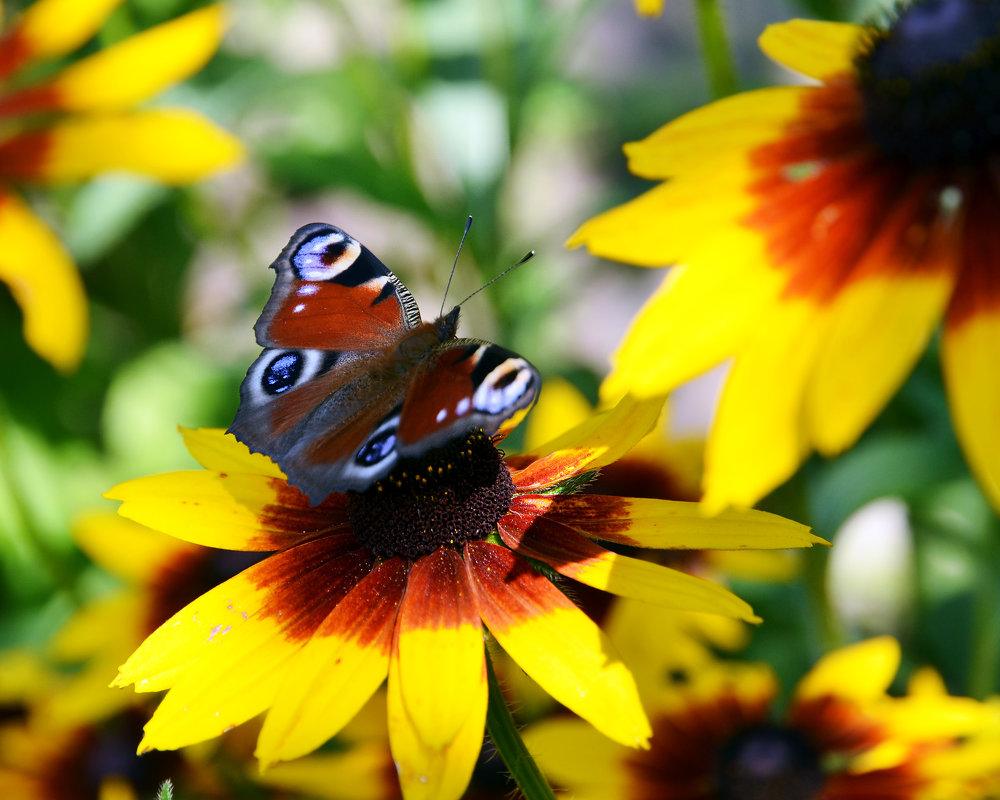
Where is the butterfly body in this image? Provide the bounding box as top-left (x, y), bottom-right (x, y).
top-left (229, 224), bottom-right (539, 504)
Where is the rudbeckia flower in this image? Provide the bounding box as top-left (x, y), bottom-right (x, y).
top-left (526, 637), bottom-right (1000, 800)
top-left (570, 0), bottom-right (1000, 511)
top-left (106, 396), bottom-right (820, 800)
top-left (0, 0), bottom-right (243, 371)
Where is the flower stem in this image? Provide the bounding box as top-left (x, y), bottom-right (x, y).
top-left (967, 518), bottom-right (1000, 699)
top-left (693, 0), bottom-right (738, 98)
top-left (484, 649), bottom-right (557, 800)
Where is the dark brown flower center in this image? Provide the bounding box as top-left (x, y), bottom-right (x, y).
top-left (714, 724), bottom-right (825, 800)
top-left (857, 0), bottom-right (1000, 165)
top-left (346, 430), bottom-right (515, 561)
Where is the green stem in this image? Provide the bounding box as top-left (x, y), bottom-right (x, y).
top-left (693, 0), bottom-right (738, 99)
top-left (967, 519), bottom-right (1000, 699)
top-left (484, 649), bottom-right (557, 800)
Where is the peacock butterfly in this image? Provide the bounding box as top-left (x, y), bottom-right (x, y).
top-left (228, 223), bottom-right (540, 505)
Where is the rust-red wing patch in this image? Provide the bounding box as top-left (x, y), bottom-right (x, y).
top-left (269, 282), bottom-right (406, 351)
top-left (396, 347), bottom-right (478, 444)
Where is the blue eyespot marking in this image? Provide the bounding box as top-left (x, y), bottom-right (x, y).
top-left (356, 428), bottom-right (397, 466)
top-left (262, 352), bottom-right (303, 395)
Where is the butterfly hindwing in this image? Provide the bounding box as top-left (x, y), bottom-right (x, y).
top-left (396, 341), bottom-right (540, 453)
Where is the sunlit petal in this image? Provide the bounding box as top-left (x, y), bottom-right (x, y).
top-left (0, 109), bottom-right (243, 184)
top-left (257, 559), bottom-right (407, 766)
top-left (498, 514), bottom-right (759, 621)
top-left (467, 541), bottom-right (650, 748)
top-left (388, 549), bottom-right (487, 800)
top-left (758, 20), bottom-right (865, 80)
top-left (511, 394), bottom-right (662, 491)
top-left (0, 190), bottom-right (86, 371)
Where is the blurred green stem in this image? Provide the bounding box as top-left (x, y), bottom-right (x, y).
top-left (485, 649), bottom-right (557, 800)
top-left (0, 416), bottom-right (76, 595)
top-left (967, 519), bottom-right (1000, 699)
top-left (693, 0), bottom-right (738, 98)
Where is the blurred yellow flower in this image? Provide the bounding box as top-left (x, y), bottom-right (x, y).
top-left (527, 638), bottom-right (1000, 800)
top-left (571, 6), bottom-right (1000, 512)
top-left (634, 0), bottom-right (665, 17)
top-left (0, 0), bottom-right (243, 372)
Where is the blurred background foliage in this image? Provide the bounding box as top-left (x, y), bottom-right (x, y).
top-left (1, 0), bottom-right (996, 763)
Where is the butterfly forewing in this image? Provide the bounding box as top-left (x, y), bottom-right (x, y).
top-left (256, 223), bottom-right (421, 351)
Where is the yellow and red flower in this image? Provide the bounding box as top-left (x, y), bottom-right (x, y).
top-left (0, 0), bottom-right (242, 371)
top-left (106, 396), bottom-right (820, 800)
top-left (571, 2), bottom-right (1000, 511)
top-left (527, 638), bottom-right (1000, 800)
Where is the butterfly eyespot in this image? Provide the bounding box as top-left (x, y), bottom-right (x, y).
top-left (472, 356), bottom-right (537, 414)
top-left (262, 351), bottom-right (305, 395)
top-left (355, 415), bottom-right (401, 467)
top-left (293, 230), bottom-right (363, 281)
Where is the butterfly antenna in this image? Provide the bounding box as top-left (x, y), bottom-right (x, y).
top-left (440, 216), bottom-right (474, 317)
top-left (456, 250), bottom-right (535, 308)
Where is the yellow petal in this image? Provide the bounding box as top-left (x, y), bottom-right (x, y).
top-left (512, 394), bottom-right (663, 491)
top-left (633, 0), bottom-right (664, 18)
top-left (137, 614), bottom-right (303, 752)
top-left (522, 718), bottom-right (627, 800)
top-left (598, 232), bottom-right (782, 400)
top-left (113, 566), bottom-right (276, 694)
top-left (795, 636), bottom-right (899, 703)
top-left (758, 20), bottom-right (866, 80)
top-left (5, 0), bottom-right (125, 62)
top-left (702, 297), bottom-right (829, 512)
top-left (387, 637), bottom-right (487, 800)
top-left (48, 590), bottom-right (142, 663)
top-left (807, 273), bottom-right (954, 456)
top-left (16, 109), bottom-right (243, 184)
top-left (0, 190), bottom-right (86, 371)
top-left (180, 427), bottom-right (285, 479)
top-left (258, 745), bottom-right (397, 800)
top-left (499, 515), bottom-right (759, 621)
top-left (517, 494), bottom-right (822, 549)
top-left (106, 470), bottom-right (327, 551)
top-left (523, 377), bottom-right (595, 451)
top-left (567, 163), bottom-right (757, 266)
top-left (467, 542), bottom-right (651, 748)
top-left (623, 87), bottom-right (803, 179)
top-left (943, 311), bottom-right (1000, 511)
top-left (73, 510), bottom-right (199, 584)
top-left (47, 6), bottom-right (226, 111)
top-left (257, 560), bottom-right (406, 766)
top-left (394, 550), bottom-right (485, 750)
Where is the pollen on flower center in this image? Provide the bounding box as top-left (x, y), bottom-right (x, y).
top-left (714, 724), bottom-right (825, 800)
top-left (345, 430), bottom-right (515, 561)
top-left (856, 0), bottom-right (1000, 165)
